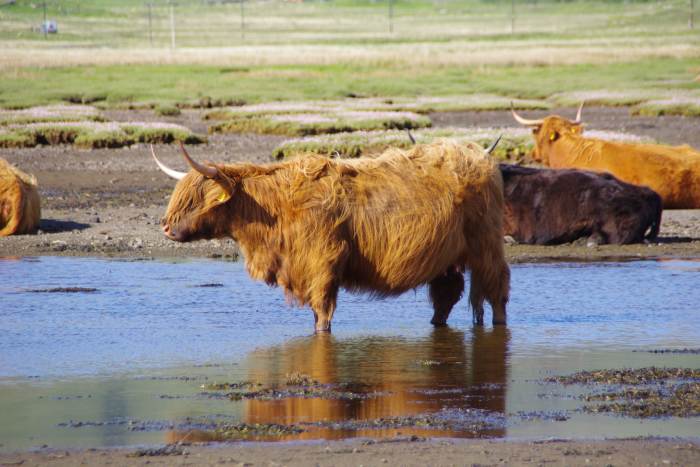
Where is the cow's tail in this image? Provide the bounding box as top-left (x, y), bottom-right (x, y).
top-left (645, 194), bottom-right (663, 241)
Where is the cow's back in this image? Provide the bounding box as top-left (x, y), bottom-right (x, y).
top-left (338, 142), bottom-right (503, 293)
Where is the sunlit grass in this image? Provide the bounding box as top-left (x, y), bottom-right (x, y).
top-left (271, 127), bottom-right (651, 161)
top-left (0, 121), bottom-right (205, 148)
top-left (209, 111), bottom-right (431, 137)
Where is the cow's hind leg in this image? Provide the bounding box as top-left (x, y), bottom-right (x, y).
top-left (470, 245), bottom-right (510, 326)
top-left (429, 267), bottom-right (464, 326)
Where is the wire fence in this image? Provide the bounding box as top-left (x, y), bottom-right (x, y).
top-left (0, 0), bottom-right (695, 48)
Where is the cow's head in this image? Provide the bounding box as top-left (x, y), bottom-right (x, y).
top-left (152, 143), bottom-right (237, 242)
top-left (511, 102), bottom-right (585, 164)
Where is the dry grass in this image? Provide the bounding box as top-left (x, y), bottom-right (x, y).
top-left (2, 35), bottom-right (698, 71)
top-left (209, 111), bottom-right (431, 137)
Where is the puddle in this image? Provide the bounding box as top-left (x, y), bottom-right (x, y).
top-left (0, 257), bottom-right (698, 450)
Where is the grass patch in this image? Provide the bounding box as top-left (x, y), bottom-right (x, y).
top-left (0, 59), bottom-right (697, 109)
top-left (548, 90), bottom-right (669, 107)
top-left (272, 127), bottom-right (652, 162)
top-left (0, 121), bottom-right (205, 148)
top-left (0, 105), bottom-right (104, 125)
top-left (154, 105), bottom-right (181, 117)
top-left (631, 97), bottom-right (700, 117)
top-left (272, 127), bottom-right (532, 162)
top-left (210, 111), bottom-right (431, 137)
top-left (205, 95), bottom-right (549, 121)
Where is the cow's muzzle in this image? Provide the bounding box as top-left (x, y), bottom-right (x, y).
top-left (161, 219), bottom-right (186, 242)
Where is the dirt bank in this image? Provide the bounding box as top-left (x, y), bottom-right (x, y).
top-left (1, 437), bottom-right (698, 466)
top-left (1, 106), bottom-right (699, 260)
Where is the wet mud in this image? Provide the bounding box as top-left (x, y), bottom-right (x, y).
top-left (1, 106), bottom-right (699, 260)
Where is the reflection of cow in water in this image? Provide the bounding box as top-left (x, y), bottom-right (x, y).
top-left (168, 328), bottom-right (509, 442)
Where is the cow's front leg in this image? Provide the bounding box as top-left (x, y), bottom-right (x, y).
top-left (306, 240), bottom-right (348, 333)
top-left (311, 285), bottom-right (338, 333)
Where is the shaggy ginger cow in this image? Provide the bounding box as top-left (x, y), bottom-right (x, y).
top-left (0, 157), bottom-right (40, 236)
top-left (153, 141), bottom-right (510, 331)
top-left (512, 103), bottom-right (700, 208)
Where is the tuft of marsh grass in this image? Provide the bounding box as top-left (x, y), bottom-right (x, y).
top-left (210, 111), bottom-right (431, 137)
top-left (273, 127), bottom-right (533, 162)
top-left (205, 95), bottom-right (549, 121)
top-left (548, 90), bottom-right (668, 107)
top-left (272, 127), bottom-right (653, 161)
top-left (154, 105), bottom-right (182, 117)
top-left (0, 105), bottom-right (104, 125)
top-left (631, 97), bottom-right (700, 117)
top-left (0, 121), bottom-right (206, 149)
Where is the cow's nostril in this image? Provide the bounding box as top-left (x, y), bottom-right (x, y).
top-left (162, 223), bottom-right (170, 234)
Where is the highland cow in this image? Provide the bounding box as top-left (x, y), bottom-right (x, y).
top-left (500, 164), bottom-right (662, 245)
top-left (153, 141), bottom-right (510, 331)
top-left (512, 103), bottom-right (700, 209)
top-left (0, 157), bottom-right (40, 236)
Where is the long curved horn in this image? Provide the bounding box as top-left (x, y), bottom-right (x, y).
top-left (179, 141), bottom-right (218, 179)
top-left (574, 101), bottom-right (584, 124)
top-left (406, 129), bottom-right (416, 144)
top-left (151, 144), bottom-right (186, 180)
top-left (485, 134), bottom-right (502, 155)
top-left (511, 102), bottom-right (544, 126)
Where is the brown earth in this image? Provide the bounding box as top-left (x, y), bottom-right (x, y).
top-left (0, 106), bottom-right (699, 260)
top-left (1, 438), bottom-right (698, 466)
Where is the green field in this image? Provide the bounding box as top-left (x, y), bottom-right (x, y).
top-left (0, 0), bottom-right (698, 109)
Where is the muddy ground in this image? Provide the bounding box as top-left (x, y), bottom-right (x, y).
top-left (1, 106), bottom-right (699, 260)
top-left (1, 438), bottom-right (699, 466)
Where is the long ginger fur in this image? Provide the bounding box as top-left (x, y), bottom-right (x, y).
top-left (0, 157), bottom-right (40, 236)
top-left (163, 141), bottom-right (510, 330)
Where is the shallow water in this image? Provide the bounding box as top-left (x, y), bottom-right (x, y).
top-left (0, 257), bottom-right (698, 450)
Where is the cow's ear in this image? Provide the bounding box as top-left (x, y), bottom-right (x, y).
top-left (549, 130), bottom-right (559, 142)
top-left (216, 190), bottom-right (231, 204)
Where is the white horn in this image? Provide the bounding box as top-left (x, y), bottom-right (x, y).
top-left (179, 141), bottom-right (218, 179)
top-left (511, 102), bottom-right (544, 126)
top-left (574, 101), bottom-right (584, 124)
top-left (485, 134), bottom-right (502, 155)
top-left (151, 145), bottom-right (186, 180)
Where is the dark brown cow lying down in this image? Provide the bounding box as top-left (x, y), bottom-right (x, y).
top-left (500, 164), bottom-right (662, 245)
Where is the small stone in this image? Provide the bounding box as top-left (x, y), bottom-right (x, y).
top-left (503, 235), bottom-right (517, 245)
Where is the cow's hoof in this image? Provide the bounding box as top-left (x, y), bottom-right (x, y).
top-left (430, 319), bottom-right (448, 327)
top-left (492, 319), bottom-right (507, 326)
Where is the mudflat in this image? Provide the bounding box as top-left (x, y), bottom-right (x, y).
top-left (1, 107), bottom-right (699, 261)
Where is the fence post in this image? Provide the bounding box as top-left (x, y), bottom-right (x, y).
top-left (43, 1), bottom-right (47, 39)
top-left (147, 2), bottom-right (153, 46)
top-left (388, 0), bottom-right (394, 34)
top-left (169, 1), bottom-right (176, 49)
top-left (241, 0), bottom-right (245, 41)
top-left (691, 0), bottom-right (695, 29)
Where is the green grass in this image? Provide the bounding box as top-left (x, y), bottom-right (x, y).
top-left (272, 128), bottom-right (533, 162)
top-left (0, 59), bottom-right (697, 109)
top-left (631, 99), bottom-right (700, 117)
top-left (154, 104), bottom-right (181, 117)
top-left (272, 127), bottom-right (653, 161)
top-left (0, 122), bottom-right (206, 148)
top-left (209, 112), bottom-right (431, 137)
